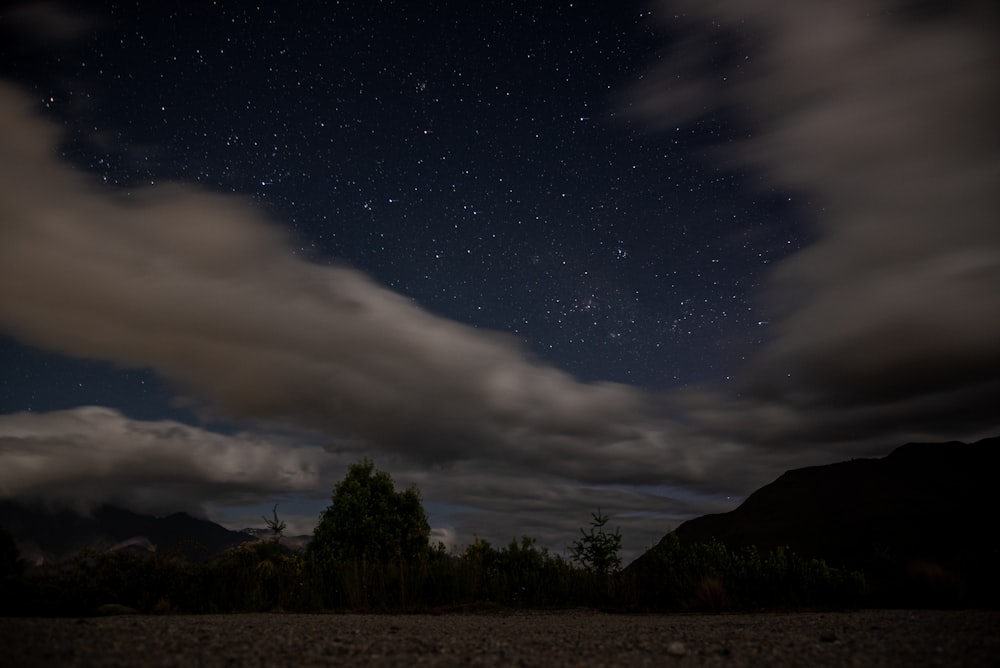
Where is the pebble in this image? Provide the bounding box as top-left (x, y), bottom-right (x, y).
top-left (1, 609), bottom-right (997, 667)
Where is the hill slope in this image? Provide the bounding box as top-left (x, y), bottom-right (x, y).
top-left (0, 501), bottom-right (254, 563)
top-left (630, 437), bottom-right (999, 602)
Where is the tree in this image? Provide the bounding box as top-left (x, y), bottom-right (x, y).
top-left (307, 458), bottom-right (430, 568)
top-left (262, 504), bottom-right (286, 540)
top-left (569, 508), bottom-right (622, 576)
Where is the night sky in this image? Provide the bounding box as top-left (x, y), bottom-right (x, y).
top-left (1, 1), bottom-right (998, 561)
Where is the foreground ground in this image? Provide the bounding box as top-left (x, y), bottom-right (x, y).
top-left (1, 609), bottom-right (996, 667)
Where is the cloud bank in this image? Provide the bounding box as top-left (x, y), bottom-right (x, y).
top-left (632, 0), bottom-right (1000, 448)
top-left (0, 406), bottom-right (328, 516)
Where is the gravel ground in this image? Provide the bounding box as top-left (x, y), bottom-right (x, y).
top-left (2, 609), bottom-right (997, 667)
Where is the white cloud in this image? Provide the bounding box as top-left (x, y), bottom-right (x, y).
top-left (0, 81), bottom-right (743, 491)
top-left (0, 406), bottom-right (330, 515)
top-left (0, 79), bottom-right (747, 558)
top-left (632, 0), bottom-right (1000, 446)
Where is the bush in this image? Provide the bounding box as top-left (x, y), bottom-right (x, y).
top-left (622, 534), bottom-right (867, 611)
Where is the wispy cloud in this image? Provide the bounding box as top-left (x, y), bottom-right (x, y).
top-left (0, 406), bottom-right (328, 515)
top-left (0, 80), bottom-right (731, 486)
top-left (0, 80), bottom-right (746, 557)
top-left (631, 0), bottom-right (1000, 448)
top-left (2, 2), bottom-right (102, 45)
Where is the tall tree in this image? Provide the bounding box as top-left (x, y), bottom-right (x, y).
top-left (307, 458), bottom-right (430, 569)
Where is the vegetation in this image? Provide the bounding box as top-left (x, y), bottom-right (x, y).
top-left (0, 525), bottom-right (23, 578)
top-left (261, 504), bottom-right (286, 540)
top-left (2, 459), bottom-right (960, 616)
top-left (0, 531), bottom-right (871, 615)
top-left (623, 534), bottom-right (867, 611)
top-left (305, 458), bottom-right (431, 608)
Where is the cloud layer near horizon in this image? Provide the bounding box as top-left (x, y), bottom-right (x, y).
top-left (0, 406), bottom-right (328, 516)
top-left (630, 0), bottom-right (1000, 448)
top-left (0, 406), bottom-right (710, 559)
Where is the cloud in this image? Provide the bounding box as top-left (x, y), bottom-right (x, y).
top-left (0, 76), bottom-right (770, 558)
top-left (321, 454), bottom-right (734, 562)
top-left (630, 0), bottom-right (1000, 446)
top-left (0, 406), bottom-right (329, 516)
top-left (0, 82), bottom-right (747, 494)
top-left (2, 0), bottom-right (996, 558)
top-left (1, 2), bottom-right (101, 45)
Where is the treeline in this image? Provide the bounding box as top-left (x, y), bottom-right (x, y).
top-left (0, 532), bottom-right (868, 616)
top-left (1, 458), bottom-right (972, 615)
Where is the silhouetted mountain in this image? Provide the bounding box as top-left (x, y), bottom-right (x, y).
top-left (0, 501), bottom-right (254, 564)
top-left (631, 437), bottom-right (1000, 603)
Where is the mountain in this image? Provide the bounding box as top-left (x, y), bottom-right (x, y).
top-left (0, 501), bottom-right (255, 564)
top-left (631, 437), bottom-right (1000, 602)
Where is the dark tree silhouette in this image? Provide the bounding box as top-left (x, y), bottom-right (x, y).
top-left (0, 525), bottom-right (22, 577)
top-left (262, 504), bottom-right (286, 540)
top-left (307, 458), bottom-right (429, 570)
top-left (569, 508), bottom-right (622, 576)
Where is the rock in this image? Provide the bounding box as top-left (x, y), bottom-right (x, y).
top-left (667, 641), bottom-right (687, 657)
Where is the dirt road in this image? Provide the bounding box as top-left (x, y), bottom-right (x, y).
top-left (2, 609), bottom-right (996, 667)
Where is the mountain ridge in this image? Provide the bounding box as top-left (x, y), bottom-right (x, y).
top-left (630, 436), bottom-right (1000, 597)
top-left (0, 501), bottom-right (255, 564)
